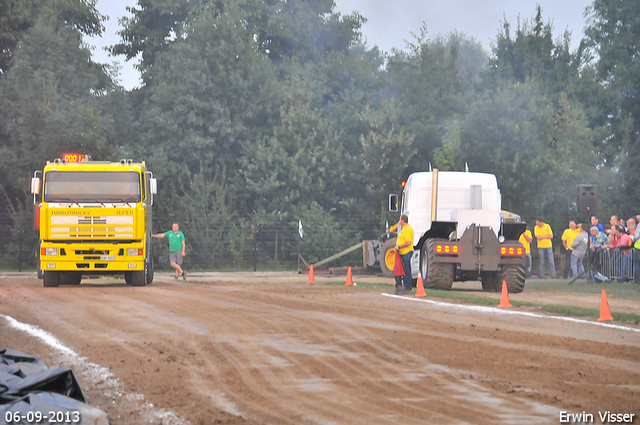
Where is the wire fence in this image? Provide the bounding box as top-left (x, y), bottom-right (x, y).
top-left (0, 211), bottom-right (388, 272)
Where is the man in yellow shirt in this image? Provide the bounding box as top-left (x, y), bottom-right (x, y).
top-left (534, 218), bottom-right (556, 279)
top-left (519, 229), bottom-right (532, 278)
top-left (561, 221), bottom-right (581, 278)
top-left (395, 214), bottom-right (414, 294)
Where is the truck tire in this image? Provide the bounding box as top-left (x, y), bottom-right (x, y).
top-left (420, 239), bottom-right (454, 290)
top-left (43, 271), bottom-right (59, 287)
top-left (380, 238), bottom-right (397, 278)
top-left (125, 271), bottom-right (146, 287)
top-left (481, 271), bottom-right (500, 292)
top-left (498, 264), bottom-right (526, 293)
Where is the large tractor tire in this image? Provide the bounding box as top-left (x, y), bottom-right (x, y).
top-left (480, 271), bottom-right (500, 292)
top-left (125, 270), bottom-right (146, 286)
top-left (498, 264), bottom-right (526, 294)
top-left (420, 239), bottom-right (454, 290)
top-left (43, 271), bottom-right (59, 288)
top-left (380, 238), bottom-right (397, 278)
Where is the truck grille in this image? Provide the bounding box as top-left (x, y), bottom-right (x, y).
top-left (50, 216), bottom-right (134, 238)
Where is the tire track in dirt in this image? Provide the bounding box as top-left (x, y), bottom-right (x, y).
top-left (2, 277), bottom-right (639, 424)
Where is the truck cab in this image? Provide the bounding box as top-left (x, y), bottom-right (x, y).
top-left (31, 155), bottom-right (157, 287)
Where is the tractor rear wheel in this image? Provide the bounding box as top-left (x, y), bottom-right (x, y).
top-left (420, 239), bottom-right (454, 290)
top-left (498, 264), bottom-right (526, 293)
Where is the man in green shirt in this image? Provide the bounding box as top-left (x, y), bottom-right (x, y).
top-left (152, 222), bottom-right (186, 280)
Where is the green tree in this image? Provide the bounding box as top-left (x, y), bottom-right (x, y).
top-left (0, 0), bottom-right (105, 76)
top-left (386, 28), bottom-right (486, 174)
top-left (434, 82), bottom-right (598, 225)
top-left (585, 0), bottom-right (640, 208)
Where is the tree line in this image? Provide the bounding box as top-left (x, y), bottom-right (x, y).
top-left (0, 0), bottom-right (638, 270)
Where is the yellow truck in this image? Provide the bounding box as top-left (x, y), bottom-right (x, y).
top-left (31, 154), bottom-right (157, 287)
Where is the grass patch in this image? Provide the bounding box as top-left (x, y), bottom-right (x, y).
top-left (525, 278), bottom-right (640, 301)
top-left (338, 281), bottom-right (640, 325)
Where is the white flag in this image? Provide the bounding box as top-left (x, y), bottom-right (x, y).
top-left (298, 220), bottom-right (304, 239)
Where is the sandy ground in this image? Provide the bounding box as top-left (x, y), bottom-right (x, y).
top-left (1, 272), bottom-right (639, 424)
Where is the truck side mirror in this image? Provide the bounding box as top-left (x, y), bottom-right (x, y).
top-left (149, 178), bottom-right (157, 195)
top-left (31, 177), bottom-right (40, 195)
top-left (389, 194), bottom-right (398, 212)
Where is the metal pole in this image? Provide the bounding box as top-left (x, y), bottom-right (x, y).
top-left (253, 228), bottom-right (257, 272)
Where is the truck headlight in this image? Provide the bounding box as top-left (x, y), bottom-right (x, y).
top-left (127, 248), bottom-right (142, 256)
top-left (42, 248), bottom-right (57, 256)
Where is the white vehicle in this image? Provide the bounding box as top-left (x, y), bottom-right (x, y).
top-left (382, 169), bottom-right (527, 293)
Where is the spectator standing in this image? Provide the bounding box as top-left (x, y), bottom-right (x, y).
top-left (591, 216), bottom-right (605, 233)
top-left (561, 221), bottom-right (580, 278)
top-left (609, 215), bottom-right (619, 232)
top-left (627, 218), bottom-right (636, 237)
top-left (534, 218), bottom-right (556, 279)
top-left (618, 217), bottom-right (628, 233)
top-left (519, 228), bottom-right (533, 278)
top-left (570, 224), bottom-right (588, 279)
top-left (633, 225), bottom-right (640, 284)
top-left (589, 226), bottom-right (609, 282)
top-left (394, 215), bottom-right (414, 295)
top-left (152, 223), bottom-right (187, 280)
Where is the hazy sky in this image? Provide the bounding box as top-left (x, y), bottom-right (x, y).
top-left (87, 0), bottom-right (594, 90)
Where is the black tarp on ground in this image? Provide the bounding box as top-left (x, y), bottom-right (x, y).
top-left (0, 349), bottom-right (108, 425)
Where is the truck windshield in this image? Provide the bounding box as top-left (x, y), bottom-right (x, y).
top-left (44, 171), bottom-right (141, 203)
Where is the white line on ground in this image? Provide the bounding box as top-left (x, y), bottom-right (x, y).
top-left (381, 293), bottom-right (640, 333)
top-left (1, 314), bottom-right (192, 425)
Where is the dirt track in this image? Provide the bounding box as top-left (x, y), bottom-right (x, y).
top-left (1, 273), bottom-right (639, 424)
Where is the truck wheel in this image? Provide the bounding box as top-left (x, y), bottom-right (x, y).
top-left (380, 238), bottom-right (397, 278)
top-left (420, 239), bottom-right (454, 290)
top-left (43, 271), bottom-right (59, 287)
top-left (481, 271), bottom-right (500, 292)
top-left (125, 271), bottom-right (146, 286)
top-left (498, 264), bottom-right (526, 293)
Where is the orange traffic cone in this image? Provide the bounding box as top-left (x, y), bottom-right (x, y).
top-left (596, 289), bottom-right (614, 322)
top-left (308, 264), bottom-right (315, 283)
top-left (345, 266), bottom-right (353, 286)
top-left (497, 280), bottom-right (513, 308)
top-left (415, 272), bottom-right (426, 297)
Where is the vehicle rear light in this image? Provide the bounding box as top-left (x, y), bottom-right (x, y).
top-left (501, 246), bottom-right (524, 257)
top-left (435, 244), bottom-right (458, 256)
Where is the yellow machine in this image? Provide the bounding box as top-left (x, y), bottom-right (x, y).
top-left (31, 154), bottom-right (157, 287)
